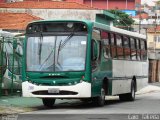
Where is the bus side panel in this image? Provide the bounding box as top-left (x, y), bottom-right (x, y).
top-left (91, 58), bottom-right (112, 97)
top-left (111, 60), bottom-right (148, 95)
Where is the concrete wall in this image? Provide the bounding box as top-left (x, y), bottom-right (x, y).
top-left (0, 8), bottom-right (102, 21)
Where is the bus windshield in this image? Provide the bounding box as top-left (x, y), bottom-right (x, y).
top-left (26, 34), bottom-right (87, 72)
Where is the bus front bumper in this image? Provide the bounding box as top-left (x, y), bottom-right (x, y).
top-left (22, 81), bottom-right (91, 98)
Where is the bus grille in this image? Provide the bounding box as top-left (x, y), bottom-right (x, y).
top-left (32, 90), bottom-right (78, 95)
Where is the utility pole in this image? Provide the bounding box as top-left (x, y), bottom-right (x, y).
top-left (138, 4), bottom-right (141, 33)
top-left (154, 13), bottom-right (157, 53)
top-left (0, 37), bottom-right (4, 97)
top-left (91, 0), bottom-right (93, 7)
top-left (125, 0), bottom-right (128, 9)
top-left (107, 0), bottom-right (108, 10)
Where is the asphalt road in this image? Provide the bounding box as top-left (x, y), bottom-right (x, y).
top-left (16, 91), bottom-right (160, 120)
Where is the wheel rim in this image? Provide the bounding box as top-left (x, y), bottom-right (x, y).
top-left (131, 84), bottom-right (135, 98)
top-left (101, 88), bottom-right (105, 103)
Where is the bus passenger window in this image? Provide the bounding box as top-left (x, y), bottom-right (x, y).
top-left (116, 34), bottom-right (124, 59)
top-left (136, 39), bottom-right (141, 60)
top-left (141, 50), bottom-right (147, 61)
top-left (110, 33), bottom-right (117, 59)
top-left (130, 38), bottom-right (137, 60)
top-left (101, 31), bottom-right (110, 58)
top-left (140, 40), bottom-right (147, 61)
top-left (123, 36), bottom-right (130, 60)
top-left (110, 33), bottom-right (115, 45)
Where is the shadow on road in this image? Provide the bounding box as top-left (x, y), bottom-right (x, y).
top-left (31, 97), bottom-right (140, 111)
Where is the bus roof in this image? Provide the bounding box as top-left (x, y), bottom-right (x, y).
top-left (94, 22), bottom-right (146, 40)
top-left (0, 30), bottom-right (14, 38)
top-left (27, 20), bottom-right (146, 40)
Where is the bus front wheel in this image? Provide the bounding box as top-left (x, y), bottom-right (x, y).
top-left (42, 98), bottom-right (56, 108)
top-left (92, 88), bottom-right (105, 107)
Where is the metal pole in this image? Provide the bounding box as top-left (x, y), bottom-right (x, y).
top-left (91, 0), bottom-right (93, 7)
top-left (0, 37), bottom-right (4, 96)
top-left (10, 39), bottom-right (15, 95)
top-left (154, 13), bottom-right (157, 53)
top-left (126, 0), bottom-right (127, 9)
top-left (107, 0), bottom-right (108, 10)
top-left (0, 37), bottom-right (4, 97)
top-left (139, 4), bottom-right (142, 33)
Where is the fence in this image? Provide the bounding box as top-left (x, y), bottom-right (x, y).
top-left (0, 34), bottom-right (23, 96)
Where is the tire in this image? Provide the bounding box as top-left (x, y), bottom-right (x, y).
top-left (119, 80), bottom-right (136, 101)
top-left (42, 98), bottom-right (56, 108)
top-left (80, 98), bottom-right (91, 103)
top-left (92, 88), bottom-right (105, 107)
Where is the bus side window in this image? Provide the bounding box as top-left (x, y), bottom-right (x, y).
top-left (136, 39), bottom-right (141, 60)
top-left (130, 38), bottom-right (137, 60)
top-left (140, 40), bottom-right (147, 61)
top-left (116, 34), bottom-right (124, 59)
top-left (123, 36), bottom-right (131, 60)
top-left (110, 33), bottom-right (117, 59)
top-left (101, 31), bottom-right (110, 58)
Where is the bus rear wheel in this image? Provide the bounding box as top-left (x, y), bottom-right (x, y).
top-left (119, 80), bottom-right (136, 101)
top-left (42, 98), bottom-right (56, 108)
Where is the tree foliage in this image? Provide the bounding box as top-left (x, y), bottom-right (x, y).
top-left (108, 10), bottom-right (135, 27)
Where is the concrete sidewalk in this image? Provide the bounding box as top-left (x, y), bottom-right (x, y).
top-left (0, 97), bottom-right (42, 114)
top-left (136, 84), bottom-right (160, 95)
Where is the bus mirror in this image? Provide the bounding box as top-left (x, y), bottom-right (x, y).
top-left (91, 39), bottom-right (98, 61)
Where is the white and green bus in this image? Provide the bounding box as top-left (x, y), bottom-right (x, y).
top-left (22, 20), bottom-right (148, 107)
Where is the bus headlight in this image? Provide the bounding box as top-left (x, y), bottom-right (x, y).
top-left (80, 80), bottom-right (83, 83)
top-left (28, 85), bottom-right (34, 90)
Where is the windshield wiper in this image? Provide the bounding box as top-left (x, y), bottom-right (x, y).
top-left (59, 33), bottom-right (74, 51)
top-left (38, 33), bottom-right (43, 64)
top-left (39, 33), bottom-right (74, 71)
top-left (56, 40), bottom-right (62, 66)
top-left (56, 33), bottom-right (74, 68)
top-left (39, 36), bottom-right (57, 70)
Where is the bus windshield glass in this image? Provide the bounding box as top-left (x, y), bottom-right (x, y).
top-left (26, 34), bottom-right (87, 72)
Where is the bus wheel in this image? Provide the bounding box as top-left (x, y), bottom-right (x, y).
top-left (119, 80), bottom-right (136, 101)
top-left (42, 98), bottom-right (56, 108)
top-left (92, 88), bottom-right (105, 106)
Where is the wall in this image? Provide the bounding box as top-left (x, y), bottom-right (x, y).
top-left (0, 8), bottom-right (101, 21)
top-left (148, 32), bottom-right (160, 50)
top-left (0, 0), bottom-right (5, 3)
top-left (65, 0), bottom-right (135, 10)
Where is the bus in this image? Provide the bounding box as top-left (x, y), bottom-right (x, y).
top-left (0, 31), bottom-right (23, 94)
top-left (22, 20), bottom-right (148, 107)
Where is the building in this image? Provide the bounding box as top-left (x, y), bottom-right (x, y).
top-left (0, 12), bottom-right (42, 31)
top-left (147, 26), bottom-right (160, 83)
top-left (64, 0), bottom-right (141, 10)
top-left (0, 1), bottom-right (116, 26)
top-left (0, 0), bottom-right (5, 3)
top-left (6, 0), bottom-right (141, 10)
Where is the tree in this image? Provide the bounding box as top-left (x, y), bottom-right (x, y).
top-left (108, 10), bottom-right (135, 29)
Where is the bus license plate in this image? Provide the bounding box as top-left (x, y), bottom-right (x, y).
top-left (48, 88), bottom-right (59, 93)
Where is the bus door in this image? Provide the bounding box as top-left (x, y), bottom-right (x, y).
top-left (91, 29), bottom-right (102, 96)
